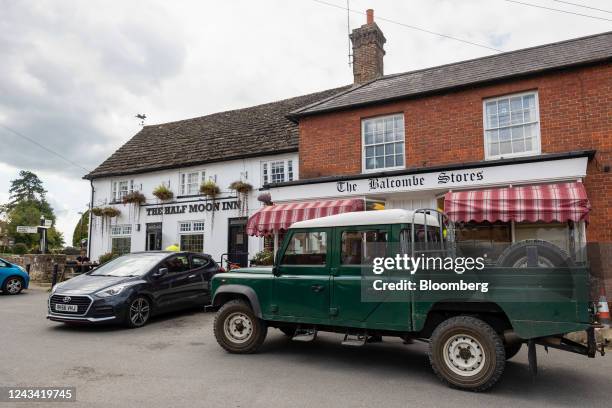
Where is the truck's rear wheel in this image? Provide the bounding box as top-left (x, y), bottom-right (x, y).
top-left (214, 299), bottom-right (267, 354)
top-left (428, 316), bottom-right (505, 392)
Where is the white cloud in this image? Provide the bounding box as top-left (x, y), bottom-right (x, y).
top-left (1, 0), bottom-right (610, 243)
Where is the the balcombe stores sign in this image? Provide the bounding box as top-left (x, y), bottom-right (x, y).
top-left (145, 200), bottom-right (240, 216)
top-left (268, 157), bottom-right (588, 201)
top-left (337, 170), bottom-right (485, 193)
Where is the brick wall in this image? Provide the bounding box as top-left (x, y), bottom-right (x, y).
top-left (298, 62), bottom-right (612, 296)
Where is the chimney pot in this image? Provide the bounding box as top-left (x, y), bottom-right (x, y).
top-left (366, 9), bottom-right (374, 24)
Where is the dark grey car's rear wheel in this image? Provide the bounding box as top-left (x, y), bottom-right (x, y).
top-left (125, 296), bottom-right (151, 328)
top-left (429, 316), bottom-right (506, 392)
top-left (3, 276), bottom-right (24, 295)
top-left (214, 299), bottom-right (267, 353)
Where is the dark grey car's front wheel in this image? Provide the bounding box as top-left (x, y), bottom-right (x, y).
top-left (125, 296), bottom-right (151, 328)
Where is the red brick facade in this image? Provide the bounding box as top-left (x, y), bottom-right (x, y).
top-left (298, 63), bottom-right (612, 294)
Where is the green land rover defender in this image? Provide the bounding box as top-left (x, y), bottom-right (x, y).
top-left (210, 209), bottom-right (605, 391)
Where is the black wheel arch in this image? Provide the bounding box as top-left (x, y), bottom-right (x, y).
top-left (212, 285), bottom-right (262, 318)
top-left (419, 301), bottom-right (513, 338)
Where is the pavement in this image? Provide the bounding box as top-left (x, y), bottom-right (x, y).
top-left (1, 287), bottom-right (611, 408)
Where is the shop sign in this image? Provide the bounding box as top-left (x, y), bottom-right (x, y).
top-left (145, 200), bottom-right (241, 216)
top-left (269, 157), bottom-right (588, 201)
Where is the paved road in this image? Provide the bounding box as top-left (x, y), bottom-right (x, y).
top-left (1, 287), bottom-right (610, 408)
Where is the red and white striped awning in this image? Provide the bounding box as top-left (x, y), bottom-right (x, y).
top-left (444, 182), bottom-right (591, 223)
top-left (246, 198), bottom-right (364, 237)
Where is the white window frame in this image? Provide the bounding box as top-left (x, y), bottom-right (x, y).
top-left (361, 113), bottom-right (405, 173)
top-left (111, 179), bottom-right (134, 203)
top-left (110, 224), bottom-right (132, 236)
top-left (482, 91), bottom-right (542, 160)
top-left (261, 159), bottom-right (296, 185)
top-left (179, 170), bottom-right (206, 196)
top-left (178, 220), bottom-right (205, 252)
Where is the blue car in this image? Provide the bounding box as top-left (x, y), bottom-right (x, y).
top-left (0, 257), bottom-right (30, 295)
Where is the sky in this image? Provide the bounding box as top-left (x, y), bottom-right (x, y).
top-left (1, 0), bottom-right (610, 245)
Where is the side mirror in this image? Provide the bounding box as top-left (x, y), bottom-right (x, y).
top-left (153, 267), bottom-right (168, 278)
top-left (272, 266), bottom-right (281, 277)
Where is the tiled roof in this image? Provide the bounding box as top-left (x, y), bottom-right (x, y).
top-left (85, 86), bottom-right (350, 179)
top-left (291, 31), bottom-right (612, 117)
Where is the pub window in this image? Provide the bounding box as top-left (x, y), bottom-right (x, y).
top-left (111, 179), bottom-right (134, 202)
top-left (362, 114), bottom-right (405, 172)
top-left (261, 159), bottom-right (296, 185)
top-left (110, 224), bottom-right (132, 256)
top-left (483, 91), bottom-right (541, 159)
top-left (180, 170), bottom-right (205, 196)
top-left (281, 231), bottom-right (327, 265)
top-left (341, 230), bottom-right (388, 265)
top-left (179, 221), bottom-right (205, 252)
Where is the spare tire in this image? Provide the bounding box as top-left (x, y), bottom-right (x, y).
top-left (496, 240), bottom-right (574, 298)
top-left (496, 239), bottom-right (574, 268)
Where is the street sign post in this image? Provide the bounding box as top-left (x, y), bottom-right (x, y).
top-left (16, 226), bottom-right (39, 234)
top-left (44, 219), bottom-right (52, 228)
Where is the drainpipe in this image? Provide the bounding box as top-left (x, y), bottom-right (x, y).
top-left (87, 179), bottom-right (94, 258)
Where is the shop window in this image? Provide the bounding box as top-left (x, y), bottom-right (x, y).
top-left (262, 159), bottom-right (295, 185)
top-left (455, 221), bottom-right (511, 261)
top-left (484, 91), bottom-right (541, 159)
top-left (179, 221), bottom-right (205, 252)
top-left (341, 230), bottom-right (387, 265)
top-left (362, 114), bottom-right (405, 172)
top-left (111, 179), bottom-right (134, 202)
top-left (514, 222), bottom-right (569, 253)
top-left (281, 231), bottom-right (327, 265)
top-left (110, 224), bottom-right (132, 255)
top-left (180, 170), bottom-right (205, 196)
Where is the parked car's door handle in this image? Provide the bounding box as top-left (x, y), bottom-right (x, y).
top-left (311, 284), bottom-right (324, 293)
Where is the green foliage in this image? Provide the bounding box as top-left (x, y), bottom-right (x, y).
top-left (152, 185), bottom-right (174, 201)
top-left (229, 180), bottom-right (253, 194)
top-left (200, 180), bottom-right (220, 197)
top-left (72, 210), bottom-right (89, 247)
top-left (250, 249), bottom-right (274, 266)
top-left (7, 200), bottom-right (64, 249)
top-left (2, 170), bottom-right (64, 250)
top-left (7, 170), bottom-right (46, 210)
top-left (98, 252), bottom-right (119, 264)
top-left (13, 243), bottom-right (28, 254)
top-left (122, 191), bottom-right (146, 205)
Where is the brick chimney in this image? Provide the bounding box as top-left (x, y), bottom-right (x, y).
top-left (349, 9), bottom-right (386, 84)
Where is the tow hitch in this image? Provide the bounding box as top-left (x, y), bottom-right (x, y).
top-left (528, 326), bottom-right (605, 376)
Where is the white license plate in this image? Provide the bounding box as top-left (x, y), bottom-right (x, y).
top-left (55, 304), bottom-right (78, 312)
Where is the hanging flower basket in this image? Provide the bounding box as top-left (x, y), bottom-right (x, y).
top-left (200, 180), bottom-right (220, 198)
top-left (122, 191), bottom-right (146, 205)
top-left (91, 207), bottom-right (105, 217)
top-left (152, 185), bottom-right (174, 201)
top-left (101, 207), bottom-right (121, 218)
top-left (229, 180), bottom-right (253, 195)
top-left (257, 192), bottom-right (273, 206)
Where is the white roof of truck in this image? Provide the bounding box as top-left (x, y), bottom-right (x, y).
top-left (290, 209), bottom-right (440, 229)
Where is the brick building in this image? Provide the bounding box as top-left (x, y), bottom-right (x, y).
top-left (254, 12), bottom-right (611, 294)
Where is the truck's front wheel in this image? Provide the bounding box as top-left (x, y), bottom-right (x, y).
top-left (428, 316), bottom-right (506, 392)
top-left (214, 299), bottom-right (267, 354)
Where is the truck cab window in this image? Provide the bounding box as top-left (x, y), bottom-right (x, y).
top-left (341, 230), bottom-right (387, 265)
top-left (281, 231), bottom-right (327, 265)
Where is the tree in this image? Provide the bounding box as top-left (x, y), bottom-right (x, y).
top-left (2, 170), bottom-right (64, 251)
top-left (7, 170), bottom-right (47, 210)
top-left (72, 210), bottom-right (89, 248)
